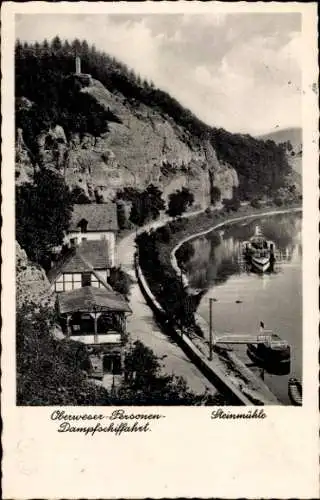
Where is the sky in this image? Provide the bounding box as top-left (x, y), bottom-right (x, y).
top-left (16, 13), bottom-right (302, 135)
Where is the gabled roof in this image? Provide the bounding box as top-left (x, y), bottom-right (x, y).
top-left (69, 203), bottom-right (118, 232)
top-left (79, 240), bottom-right (112, 269)
top-left (47, 240), bottom-right (111, 284)
top-left (58, 286), bottom-right (131, 314)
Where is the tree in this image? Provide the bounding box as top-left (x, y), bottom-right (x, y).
top-left (108, 267), bottom-right (132, 297)
top-left (71, 186), bottom-right (91, 204)
top-left (123, 184), bottom-right (165, 227)
top-left (120, 340), bottom-right (210, 405)
top-left (16, 303), bottom-right (109, 406)
top-left (222, 196), bottom-right (240, 212)
top-left (16, 169), bottom-right (73, 267)
top-left (167, 187), bottom-right (194, 218)
top-left (129, 197), bottom-right (146, 227)
top-left (116, 200), bottom-right (128, 229)
top-left (51, 35), bottom-right (62, 53)
top-left (143, 184), bottom-right (165, 220)
top-left (211, 185), bottom-right (221, 204)
top-left (222, 186), bottom-right (241, 212)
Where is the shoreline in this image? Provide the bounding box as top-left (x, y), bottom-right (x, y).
top-left (136, 203), bottom-right (301, 404)
top-left (169, 205), bottom-right (302, 403)
top-left (171, 206), bottom-right (302, 283)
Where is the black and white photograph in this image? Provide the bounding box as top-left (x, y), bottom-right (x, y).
top-left (14, 11), bottom-right (306, 406)
top-left (2, 2), bottom-right (318, 498)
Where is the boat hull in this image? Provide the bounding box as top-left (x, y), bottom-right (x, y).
top-left (288, 378), bottom-right (302, 406)
top-left (251, 256), bottom-right (270, 273)
top-left (247, 343), bottom-right (291, 374)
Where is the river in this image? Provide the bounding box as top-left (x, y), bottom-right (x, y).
top-left (180, 211), bottom-right (302, 405)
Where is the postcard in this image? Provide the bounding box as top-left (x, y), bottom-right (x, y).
top-left (2, 1), bottom-right (319, 498)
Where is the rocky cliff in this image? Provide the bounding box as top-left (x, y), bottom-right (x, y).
top-left (16, 78), bottom-right (238, 208)
top-left (16, 242), bottom-right (55, 310)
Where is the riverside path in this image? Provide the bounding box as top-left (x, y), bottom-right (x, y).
top-left (116, 213), bottom-right (218, 396)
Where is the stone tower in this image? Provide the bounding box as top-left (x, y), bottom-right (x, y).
top-left (75, 55), bottom-right (81, 75)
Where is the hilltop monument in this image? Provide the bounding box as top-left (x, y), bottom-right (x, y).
top-left (73, 54), bottom-right (92, 86)
top-left (75, 55), bottom-right (81, 75)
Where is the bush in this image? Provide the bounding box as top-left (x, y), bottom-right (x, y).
top-left (222, 197), bottom-right (240, 212)
top-left (167, 187), bottom-right (194, 218)
top-left (108, 267), bottom-right (132, 297)
top-left (273, 197), bottom-right (283, 207)
top-left (120, 340), bottom-right (227, 405)
top-left (176, 241), bottom-right (194, 266)
top-left (156, 225), bottom-right (171, 243)
top-left (118, 184), bottom-right (165, 227)
top-left (71, 186), bottom-right (91, 204)
top-left (211, 185), bottom-right (221, 204)
top-left (168, 217), bottom-right (186, 233)
top-left (116, 200), bottom-right (129, 230)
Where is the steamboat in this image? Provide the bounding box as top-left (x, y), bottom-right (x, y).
top-left (243, 225), bottom-right (275, 273)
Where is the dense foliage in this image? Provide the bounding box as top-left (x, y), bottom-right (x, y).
top-left (15, 38), bottom-right (120, 157)
top-left (17, 304), bottom-right (222, 405)
top-left (211, 185), bottom-right (221, 204)
top-left (16, 303), bottom-right (110, 405)
top-left (222, 187), bottom-right (241, 212)
top-left (16, 38), bottom-right (293, 201)
top-left (117, 184), bottom-right (165, 226)
top-left (211, 130), bottom-right (291, 200)
top-left (16, 168), bottom-right (73, 268)
top-left (108, 267), bottom-right (132, 298)
top-left (120, 341), bottom-right (226, 405)
top-left (70, 186), bottom-right (92, 204)
top-left (136, 223), bottom-right (202, 330)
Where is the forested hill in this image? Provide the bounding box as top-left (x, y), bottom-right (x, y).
top-left (16, 37), bottom-right (295, 202)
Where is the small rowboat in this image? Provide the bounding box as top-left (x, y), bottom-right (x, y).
top-left (288, 377), bottom-right (302, 406)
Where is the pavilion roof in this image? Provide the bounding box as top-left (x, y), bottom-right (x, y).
top-left (58, 286), bottom-right (131, 314)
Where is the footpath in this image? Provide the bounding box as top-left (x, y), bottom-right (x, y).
top-left (117, 206), bottom-right (301, 403)
top-left (116, 212), bottom-right (219, 396)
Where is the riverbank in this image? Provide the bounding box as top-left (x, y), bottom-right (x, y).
top-left (137, 203), bottom-right (302, 320)
top-left (171, 205), bottom-right (303, 284)
top-left (116, 216), bottom-right (224, 398)
top-left (136, 203), bottom-right (301, 405)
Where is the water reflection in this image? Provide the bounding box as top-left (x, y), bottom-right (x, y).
top-left (181, 213), bottom-right (302, 291)
top-left (178, 212), bottom-right (302, 404)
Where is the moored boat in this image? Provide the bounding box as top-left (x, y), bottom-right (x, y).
top-left (246, 322), bottom-right (291, 371)
top-left (288, 377), bottom-right (302, 406)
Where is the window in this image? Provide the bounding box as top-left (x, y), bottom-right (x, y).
top-left (82, 272), bottom-right (91, 287)
top-left (59, 273), bottom-right (82, 291)
top-left (55, 281), bottom-right (64, 292)
top-left (91, 277), bottom-right (100, 288)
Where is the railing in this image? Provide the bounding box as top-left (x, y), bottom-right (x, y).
top-left (70, 332), bottom-right (122, 344)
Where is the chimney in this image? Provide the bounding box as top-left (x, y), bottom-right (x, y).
top-left (75, 55), bottom-right (81, 75)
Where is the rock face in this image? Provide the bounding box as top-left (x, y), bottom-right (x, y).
top-left (16, 242), bottom-right (55, 310)
top-left (15, 128), bottom-right (34, 185)
top-left (16, 78), bottom-right (239, 207)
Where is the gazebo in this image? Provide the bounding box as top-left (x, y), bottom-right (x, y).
top-left (57, 286), bottom-right (132, 377)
